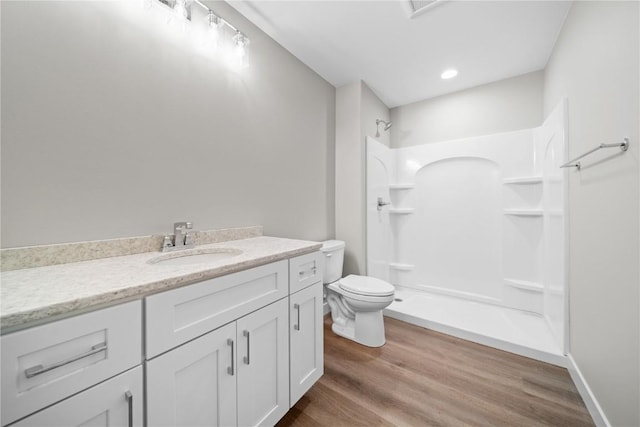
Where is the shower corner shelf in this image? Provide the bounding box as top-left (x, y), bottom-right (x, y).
top-left (389, 262), bottom-right (415, 271)
top-left (502, 176), bottom-right (543, 185)
top-left (389, 183), bottom-right (415, 190)
top-left (503, 209), bottom-right (543, 216)
top-left (504, 278), bottom-right (543, 292)
top-left (389, 208), bottom-right (415, 214)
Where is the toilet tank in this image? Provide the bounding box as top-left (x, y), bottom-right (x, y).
top-left (321, 240), bottom-right (345, 284)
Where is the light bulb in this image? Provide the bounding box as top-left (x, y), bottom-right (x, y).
top-left (234, 44), bottom-right (245, 58)
top-left (228, 31), bottom-right (249, 69)
top-left (174, 0), bottom-right (187, 20)
top-left (207, 12), bottom-right (222, 50)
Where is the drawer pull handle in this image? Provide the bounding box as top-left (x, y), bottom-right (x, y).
top-left (125, 390), bottom-right (133, 427)
top-left (299, 267), bottom-right (317, 276)
top-left (227, 339), bottom-right (235, 376)
top-left (294, 303), bottom-right (301, 331)
top-left (24, 342), bottom-right (107, 378)
top-left (243, 330), bottom-right (250, 365)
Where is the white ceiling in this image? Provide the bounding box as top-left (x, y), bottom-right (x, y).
top-left (227, 0), bottom-right (572, 108)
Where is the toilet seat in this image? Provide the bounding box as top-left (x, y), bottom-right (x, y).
top-left (329, 283), bottom-right (395, 303)
top-left (338, 275), bottom-right (394, 297)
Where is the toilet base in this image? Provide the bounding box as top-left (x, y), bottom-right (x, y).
top-left (331, 310), bottom-right (386, 348)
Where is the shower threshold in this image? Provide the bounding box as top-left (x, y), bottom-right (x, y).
top-left (384, 286), bottom-right (566, 366)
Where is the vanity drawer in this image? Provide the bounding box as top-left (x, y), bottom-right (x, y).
top-left (289, 251), bottom-right (323, 293)
top-left (145, 260), bottom-right (288, 359)
top-left (1, 301), bottom-right (142, 426)
top-left (10, 366), bottom-right (143, 427)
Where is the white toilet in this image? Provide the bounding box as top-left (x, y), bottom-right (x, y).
top-left (321, 240), bottom-right (395, 347)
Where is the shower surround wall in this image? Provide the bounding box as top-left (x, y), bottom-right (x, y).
top-left (367, 101), bottom-right (567, 357)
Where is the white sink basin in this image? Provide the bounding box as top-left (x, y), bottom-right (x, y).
top-left (148, 248), bottom-right (243, 266)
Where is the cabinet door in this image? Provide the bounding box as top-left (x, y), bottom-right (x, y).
top-left (289, 282), bottom-right (324, 406)
top-left (237, 298), bottom-right (289, 427)
top-left (146, 323), bottom-right (237, 427)
top-left (11, 366), bottom-right (142, 427)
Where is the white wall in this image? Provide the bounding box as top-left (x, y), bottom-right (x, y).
top-left (1, 1), bottom-right (335, 247)
top-left (544, 2), bottom-right (639, 425)
top-left (390, 71), bottom-right (543, 148)
top-left (335, 81), bottom-right (389, 276)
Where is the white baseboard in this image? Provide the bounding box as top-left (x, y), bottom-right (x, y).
top-left (323, 301), bottom-right (330, 315)
top-left (566, 353), bottom-right (610, 427)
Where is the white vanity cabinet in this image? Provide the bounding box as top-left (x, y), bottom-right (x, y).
top-left (1, 301), bottom-right (142, 427)
top-left (146, 298), bottom-right (290, 427)
top-left (144, 261), bottom-right (289, 359)
top-left (145, 261), bottom-right (292, 427)
top-left (289, 282), bottom-right (324, 406)
top-left (1, 249), bottom-right (323, 427)
top-left (288, 251), bottom-right (323, 294)
top-left (288, 251), bottom-right (324, 407)
top-left (236, 298), bottom-right (290, 426)
top-left (10, 366), bottom-right (143, 427)
top-left (146, 322), bottom-right (237, 427)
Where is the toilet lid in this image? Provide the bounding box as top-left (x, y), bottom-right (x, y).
top-left (338, 275), bottom-right (394, 297)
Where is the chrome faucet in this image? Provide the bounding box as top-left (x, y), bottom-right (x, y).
top-left (162, 221), bottom-right (195, 252)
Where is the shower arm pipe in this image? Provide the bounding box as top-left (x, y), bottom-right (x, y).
top-left (193, 0), bottom-right (242, 35)
top-left (560, 138), bottom-right (629, 170)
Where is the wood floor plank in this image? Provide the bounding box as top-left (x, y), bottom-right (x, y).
top-left (277, 316), bottom-right (594, 427)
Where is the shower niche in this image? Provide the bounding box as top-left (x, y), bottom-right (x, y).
top-left (366, 100), bottom-right (568, 359)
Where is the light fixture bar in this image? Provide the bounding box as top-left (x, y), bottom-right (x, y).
top-left (148, 0), bottom-right (251, 69)
top-left (193, 0), bottom-right (248, 42)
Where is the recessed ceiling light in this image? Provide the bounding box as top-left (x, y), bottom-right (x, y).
top-left (441, 69), bottom-right (458, 80)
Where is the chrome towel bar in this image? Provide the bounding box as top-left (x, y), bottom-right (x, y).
top-left (560, 138), bottom-right (629, 170)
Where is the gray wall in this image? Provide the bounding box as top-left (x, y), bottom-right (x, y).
top-left (335, 81), bottom-right (389, 276)
top-left (1, 1), bottom-right (335, 248)
top-left (544, 2), bottom-right (639, 425)
top-left (335, 82), bottom-right (363, 275)
top-left (361, 83), bottom-right (391, 148)
top-left (390, 71), bottom-right (543, 148)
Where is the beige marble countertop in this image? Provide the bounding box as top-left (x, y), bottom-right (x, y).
top-left (1, 236), bottom-right (321, 333)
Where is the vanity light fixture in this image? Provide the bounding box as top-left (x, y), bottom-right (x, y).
top-left (229, 30), bottom-right (250, 69)
top-left (174, 0), bottom-right (188, 20)
top-left (148, 0), bottom-right (250, 68)
top-left (206, 10), bottom-right (223, 50)
top-left (441, 68), bottom-right (458, 79)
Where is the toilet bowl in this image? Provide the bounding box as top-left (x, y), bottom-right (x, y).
top-left (321, 241), bottom-right (395, 348)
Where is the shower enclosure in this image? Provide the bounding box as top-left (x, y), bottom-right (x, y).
top-left (367, 101), bottom-right (568, 364)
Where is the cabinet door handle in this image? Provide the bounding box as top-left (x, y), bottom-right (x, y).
top-left (299, 266), bottom-right (318, 276)
top-left (125, 390), bottom-right (133, 427)
top-left (294, 303), bottom-right (301, 331)
top-left (227, 338), bottom-right (235, 376)
top-left (243, 330), bottom-right (250, 365)
top-left (24, 342), bottom-right (107, 378)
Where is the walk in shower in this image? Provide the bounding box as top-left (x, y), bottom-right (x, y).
top-left (367, 102), bottom-right (568, 364)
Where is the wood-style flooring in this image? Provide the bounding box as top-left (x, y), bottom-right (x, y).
top-left (278, 316), bottom-right (594, 427)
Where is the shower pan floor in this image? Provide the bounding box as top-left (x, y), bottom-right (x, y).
top-left (384, 286), bottom-right (565, 366)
